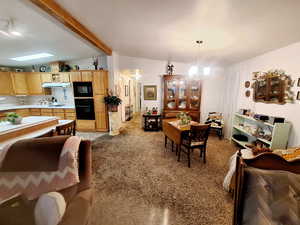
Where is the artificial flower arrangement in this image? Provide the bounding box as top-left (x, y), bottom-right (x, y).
top-left (176, 112), bottom-right (192, 127)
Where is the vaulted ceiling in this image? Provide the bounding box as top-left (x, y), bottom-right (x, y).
top-left (0, 0), bottom-right (102, 66)
top-left (57, 0), bottom-right (300, 65)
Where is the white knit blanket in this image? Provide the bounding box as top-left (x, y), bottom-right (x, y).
top-left (223, 149), bottom-right (254, 192)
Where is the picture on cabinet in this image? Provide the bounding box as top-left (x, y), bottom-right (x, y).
top-left (144, 85), bottom-right (157, 100)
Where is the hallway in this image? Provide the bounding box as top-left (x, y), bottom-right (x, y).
top-left (90, 116), bottom-right (236, 225)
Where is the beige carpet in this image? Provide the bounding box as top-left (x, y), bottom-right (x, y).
top-left (90, 116), bottom-right (237, 225)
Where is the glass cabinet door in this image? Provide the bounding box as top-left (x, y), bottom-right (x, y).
top-left (178, 80), bottom-right (187, 109)
top-left (189, 81), bottom-right (200, 110)
top-left (166, 80), bottom-right (177, 109)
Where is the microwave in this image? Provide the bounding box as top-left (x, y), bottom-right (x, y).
top-left (73, 82), bottom-right (93, 97)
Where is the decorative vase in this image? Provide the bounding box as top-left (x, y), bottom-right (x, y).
top-left (108, 105), bottom-right (118, 112)
top-left (10, 117), bottom-right (22, 125)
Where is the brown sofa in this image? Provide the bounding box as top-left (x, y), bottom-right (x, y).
top-left (0, 136), bottom-right (93, 225)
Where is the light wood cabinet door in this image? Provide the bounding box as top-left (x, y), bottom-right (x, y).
top-left (59, 73), bottom-right (70, 82)
top-left (26, 73), bottom-right (43, 95)
top-left (30, 108), bottom-right (41, 116)
top-left (95, 112), bottom-right (107, 131)
top-left (81, 71), bottom-right (93, 82)
top-left (11, 73), bottom-right (28, 95)
top-left (15, 109), bottom-right (30, 117)
top-left (41, 73), bottom-right (53, 83)
top-left (93, 71), bottom-right (108, 95)
top-left (70, 72), bottom-right (81, 82)
top-left (76, 120), bottom-right (95, 131)
top-left (94, 95), bottom-right (106, 113)
top-left (0, 72), bottom-right (14, 95)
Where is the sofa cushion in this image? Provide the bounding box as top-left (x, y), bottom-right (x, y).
top-left (0, 136), bottom-right (81, 202)
top-left (35, 192), bottom-right (66, 225)
top-left (242, 167), bottom-right (300, 225)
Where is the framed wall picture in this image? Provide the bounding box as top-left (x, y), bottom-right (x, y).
top-left (144, 85), bottom-right (157, 100)
top-left (297, 91), bottom-right (300, 100)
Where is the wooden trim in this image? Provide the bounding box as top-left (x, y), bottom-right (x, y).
top-left (28, 0), bottom-right (112, 55)
top-left (0, 119), bottom-right (58, 143)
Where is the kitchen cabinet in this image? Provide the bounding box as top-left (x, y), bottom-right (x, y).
top-left (76, 120), bottom-right (95, 131)
top-left (41, 108), bottom-right (53, 116)
top-left (70, 72), bottom-right (81, 82)
top-left (95, 112), bottom-right (107, 131)
top-left (30, 108), bottom-right (41, 116)
top-left (93, 70), bottom-right (108, 95)
top-left (59, 73), bottom-right (70, 82)
top-left (0, 72), bottom-right (14, 95)
top-left (81, 71), bottom-right (93, 82)
top-left (41, 73), bottom-right (53, 83)
top-left (15, 109), bottom-right (30, 117)
top-left (11, 73), bottom-right (28, 95)
top-left (41, 73), bottom-right (70, 83)
top-left (26, 73), bottom-right (43, 95)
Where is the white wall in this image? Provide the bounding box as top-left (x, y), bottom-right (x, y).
top-left (118, 55), bottom-right (225, 119)
top-left (224, 42), bottom-right (300, 147)
top-left (119, 56), bottom-right (190, 113)
top-left (67, 55), bottom-right (107, 70)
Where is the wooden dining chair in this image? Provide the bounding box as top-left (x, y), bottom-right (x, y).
top-left (177, 124), bottom-right (211, 167)
top-left (56, 120), bottom-right (76, 136)
top-left (35, 129), bottom-right (55, 138)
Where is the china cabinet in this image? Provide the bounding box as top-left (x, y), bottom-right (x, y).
top-left (163, 75), bottom-right (201, 122)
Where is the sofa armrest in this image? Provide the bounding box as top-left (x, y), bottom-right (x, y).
top-left (0, 136), bottom-right (70, 172)
top-left (78, 140), bottom-right (92, 192)
top-left (59, 189), bottom-right (93, 225)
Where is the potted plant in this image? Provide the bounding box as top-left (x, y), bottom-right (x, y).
top-left (104, 93), bottom-right (122, 112)
top-left (176, 112), bottom-right (191, 127)
top-left (6, 112), bottom-right (22, 125)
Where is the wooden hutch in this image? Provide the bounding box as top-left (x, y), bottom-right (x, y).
top-left (163, 75), bottom-right (201, 122)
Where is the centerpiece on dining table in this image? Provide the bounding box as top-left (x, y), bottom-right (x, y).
top-left (176, 112), bottom-right (192, 128)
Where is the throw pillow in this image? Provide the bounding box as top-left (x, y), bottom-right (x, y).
top-left (34, 192), bottom-right (66, 225)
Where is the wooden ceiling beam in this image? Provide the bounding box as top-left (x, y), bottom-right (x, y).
top-left (28, 0), bottom-right (112, 55)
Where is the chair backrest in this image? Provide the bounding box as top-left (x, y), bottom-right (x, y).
top-left (35, 129), bottom-right (55, 138)
top-left (56, 120), bottom-right (76, 136)
top-left (190, 124), bottom-right (211, 144)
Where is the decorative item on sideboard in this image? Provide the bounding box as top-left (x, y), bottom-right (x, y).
top-left (93, 56), bottom-right (99, 70)
top-left (167, 61), bottom-right (174, 75)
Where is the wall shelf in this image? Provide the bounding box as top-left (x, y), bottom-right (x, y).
top-left (232, 113), bottom-right (291, 150)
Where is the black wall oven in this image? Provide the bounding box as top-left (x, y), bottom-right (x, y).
top-left (73, 82), bottom-right (93, 97)
top-left (75, 99), bottom-right (95, 120)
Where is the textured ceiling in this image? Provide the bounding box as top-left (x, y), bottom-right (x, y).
top-left (0, 0), bottom-right (102, 66)
top-left (57, 0), bottom-right (300, 66)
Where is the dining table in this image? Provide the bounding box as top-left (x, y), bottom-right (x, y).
top-left (162, 119), bottom-right (200, 152)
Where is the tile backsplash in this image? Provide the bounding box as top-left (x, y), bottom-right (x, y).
top-left (0, 86), bottom-right (75, 106)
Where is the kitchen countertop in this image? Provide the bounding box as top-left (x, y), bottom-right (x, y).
top-left (0, 104), bottom-right (75, 111)
top-left (0, 116), bottom-right (58, 135)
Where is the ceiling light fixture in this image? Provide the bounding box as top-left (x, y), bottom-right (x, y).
top-left (10, 53), bottom-right (54, 61)
top-left (203, 67), bottom-right (211, 76)
top-left (189, 40), bottom-right (203, 78)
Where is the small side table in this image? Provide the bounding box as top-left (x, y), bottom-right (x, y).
top-left (143, 114), bottom-right (161, 131)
